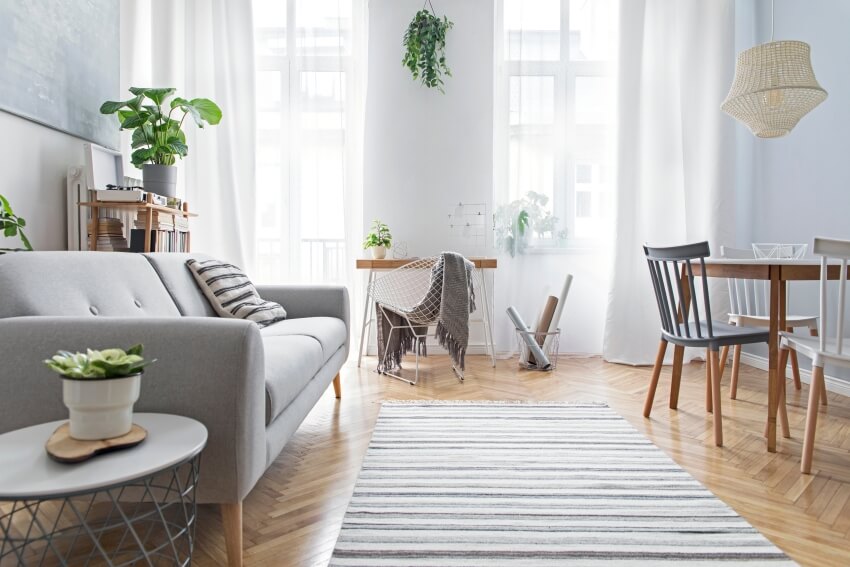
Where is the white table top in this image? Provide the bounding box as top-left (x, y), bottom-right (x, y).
top-left (0, 413), bottom-right (207, 499)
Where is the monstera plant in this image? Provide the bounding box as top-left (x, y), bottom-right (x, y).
top-left (0, 194), bottom-right (32, 252)
top-left (100, 87), bottom-right (222, 197)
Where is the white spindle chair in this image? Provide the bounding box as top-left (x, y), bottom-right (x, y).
top-left (781, 237), bottom-right (850, 473)
top-left (720, 246), bottom-right (821, 405)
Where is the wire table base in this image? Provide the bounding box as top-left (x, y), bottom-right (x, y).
top-left (0, 455), bottom-right (200, 567)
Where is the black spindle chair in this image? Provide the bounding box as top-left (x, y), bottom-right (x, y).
top-left (642, 242), bottom-right (771, 447)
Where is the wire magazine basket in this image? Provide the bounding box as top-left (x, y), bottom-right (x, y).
top-left (515, 329), bottom-right (561, 371)
top-left (752, 243), bottom-right (808, 259)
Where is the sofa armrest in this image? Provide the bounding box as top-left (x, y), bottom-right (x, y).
top-left (256, 284), bottom-right (350, 332)
top-left (0, 316), bottom-right (266, 504)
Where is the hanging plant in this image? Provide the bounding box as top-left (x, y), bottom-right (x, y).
top-left (402, 2), bottom-right (454, 93)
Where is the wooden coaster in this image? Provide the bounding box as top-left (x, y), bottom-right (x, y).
top-left (45, 423), bottom-right (147, 464)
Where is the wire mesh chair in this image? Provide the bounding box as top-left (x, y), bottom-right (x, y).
top-left (367, 255), bottom-right (476, 385)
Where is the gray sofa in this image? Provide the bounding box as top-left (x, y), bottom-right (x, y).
top-left (0, 251), bottom-right (349, 566)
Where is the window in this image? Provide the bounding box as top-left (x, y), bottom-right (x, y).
top-left (496, 0), bottom-right (617, 245)
top-left (253, 0), bottom-right (353, 283)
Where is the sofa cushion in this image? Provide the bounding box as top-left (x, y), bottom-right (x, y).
top-left (260, 317), bottom-right (347, 360)
top-left (0, 252), bottom-right (180, 318)
top-left (142, 253), bottom-right (217, 317)
top-left (263, 335), bottom-right (324, 425)
top-left (260, 317), bottom-right (347, 424)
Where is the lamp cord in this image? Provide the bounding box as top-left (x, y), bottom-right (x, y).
top-left (771, 0), bottom-right (775, 41)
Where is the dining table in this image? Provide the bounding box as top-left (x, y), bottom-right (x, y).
top-left (692, 257), bottom-right (849, 452)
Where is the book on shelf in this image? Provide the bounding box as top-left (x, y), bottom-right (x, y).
top-left (86, 217), bottom-right (130, 252)
top-left (134, 212), bottom-right (190, 232)
top-left (129, 229), bottom-right (189, 253)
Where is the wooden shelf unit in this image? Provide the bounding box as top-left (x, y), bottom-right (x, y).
top-left (78, 193), bottom-right (197, 253)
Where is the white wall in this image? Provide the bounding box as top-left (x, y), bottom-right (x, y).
top-left (364, 0), bottom-right (494, 257)
top-left (737, 0), bottom-right (850, 386)
top-left (363, 0), bottom-right (609, 355)
top-left (750, 0), bottom-right (850, 245)
top-left (0, 111), bottom-right (87, 250)
top-left (363, 0), bottom-right (495, 352)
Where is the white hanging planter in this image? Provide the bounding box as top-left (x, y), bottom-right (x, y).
top-left (62, 374), bottom-right (142, 440)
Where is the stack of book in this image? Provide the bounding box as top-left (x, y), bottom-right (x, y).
top-left (86, 218), bottom-right (130, 252)
top-left (130, 211), bottom-right (190, 252)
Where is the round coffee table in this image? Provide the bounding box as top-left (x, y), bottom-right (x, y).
top-left (0, 413), bottom-right (207, 566)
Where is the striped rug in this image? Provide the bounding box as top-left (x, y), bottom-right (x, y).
top-left (330, 401), bottom-right (793, 566)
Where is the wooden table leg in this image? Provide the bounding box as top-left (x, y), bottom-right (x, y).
top-left (766, 268), bottom-right (780, 452)
top-left (143, 206), bottom-right (153, 253)
top-left (89, 206), bottom-right (99, 251)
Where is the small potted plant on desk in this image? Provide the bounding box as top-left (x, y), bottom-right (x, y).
top-left (44, 345), bottom-right (155, 440)
top-left (363, 220), bottom-right (392, 259)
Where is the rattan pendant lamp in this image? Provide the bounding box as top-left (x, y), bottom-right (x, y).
top-left (721, 0), bottom-right (827, 138)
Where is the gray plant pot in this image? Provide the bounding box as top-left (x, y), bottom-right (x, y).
top-left (142, 164), bottom-right (177, 198)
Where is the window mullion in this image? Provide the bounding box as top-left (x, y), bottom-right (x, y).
top-left (559, 0), bottom-right (571, 240)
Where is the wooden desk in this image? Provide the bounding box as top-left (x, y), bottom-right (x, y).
top-left (695, 259), bottom-right (850, 452)
top-left (355, 257), bottom-right (498, 369)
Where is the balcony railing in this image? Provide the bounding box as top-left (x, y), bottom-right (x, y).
top-left (255, 238), bottom-right (346, 284)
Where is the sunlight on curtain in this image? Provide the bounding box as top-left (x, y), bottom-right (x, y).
top-left (491, 0), bottom-right (618, 356)
top-left (252, 0), bottom-right (365, 285)
top-left (496, 0), bottom-right (617, 249)
top-left (602, 0), bottom-right (736, 364)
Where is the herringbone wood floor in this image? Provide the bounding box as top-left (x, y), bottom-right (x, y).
top-left (193, 356), bottom-right (850, 566)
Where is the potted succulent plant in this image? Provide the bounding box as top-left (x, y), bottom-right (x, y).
top-left (363, 220), bottom-right (392, 259)
top-left (44, 345), bottom-right (155, 440)
top-left (99, 87), bottom-right (222, 198)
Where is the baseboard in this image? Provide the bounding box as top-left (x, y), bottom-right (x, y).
top-left (739, 352), bottom-right (850, 398)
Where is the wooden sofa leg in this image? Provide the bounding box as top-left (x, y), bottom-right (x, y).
top-left (220, 501), bottom-right (243, 567)
top-left (333, 373), bottom-right (341, 399)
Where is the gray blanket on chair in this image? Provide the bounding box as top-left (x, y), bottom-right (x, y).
top-left (376, 252), bottom-right (476, 373)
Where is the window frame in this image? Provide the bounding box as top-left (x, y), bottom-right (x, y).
top-left (495, 0), bottom-right (615, 252)
top-left (254, 0), bottom-right (353, 281)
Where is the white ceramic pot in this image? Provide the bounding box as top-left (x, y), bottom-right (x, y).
top-left (62, 374), bottom-right (142, 440)
top-left (371, 245), bottom-right (387, 259)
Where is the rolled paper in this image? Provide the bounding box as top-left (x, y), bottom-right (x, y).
top-left (530, 296), bottom-right (558, 366)
top-left (507, 306), bottom-right (551, 369)
top-left (543, 274), bottom-right (573, 354)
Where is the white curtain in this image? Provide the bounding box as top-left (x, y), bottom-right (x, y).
top-left (492, 0), bottom-right (618, 356)
top-left (252, 0), bottom-right (367, 290)
top-left (602, 0), bottom-right (736, 364)
top-left (119, 0), bottom-right (257, 270)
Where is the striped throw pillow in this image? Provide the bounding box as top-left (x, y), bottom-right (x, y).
top-left (186, 259), bottom-right (286, 328)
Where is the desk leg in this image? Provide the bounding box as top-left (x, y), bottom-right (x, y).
top-left (89, 207), bottom-right (99, 251)
top-left (766, 268), bottom-right (780, 452)
top-left (479, 267), bottom-right (496, 367)
top-left (357, 270), bottom-right (375, 368)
